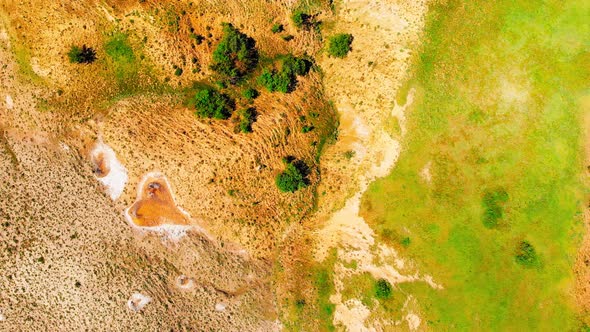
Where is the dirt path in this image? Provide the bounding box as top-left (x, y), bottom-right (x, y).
top-left (314, 0), bottom-right (438, 330)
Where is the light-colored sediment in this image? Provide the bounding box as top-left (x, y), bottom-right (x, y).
top-left (215, 302), bottom-right (227, 312)
top-left (90, 141), bottom-right (128, 200)
top-left (127, 293), bottom-right (151, 313)
top-left (5, 95), bottom-right (13, 110)
top-left (315, 0), bottom-right (436, 329)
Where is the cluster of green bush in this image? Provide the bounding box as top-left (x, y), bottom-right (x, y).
top-left (210, 23), bottom-right (258, 81)
top-left (327, 33), bottom-right (353, 58)
top-left (67, 45), bottom-right (97, 64)
top-left (481, 188), bottom-right (509, 228)
top-left (275, 158), bottom-right (310, 193)
top-left (238, 107), bottom-right (256, 133)
top-left (258, 55), bottom-right (311, 93)
top-left (292, 10), bottom-right (312, 29)
top-left (271, 23), bottom-right (284, 33)
top-left (191, 87), bottom-right (234, 119)
top-left (515, 241), bottom-right (539, 268)
top-left (374, 278), bottom-right (392, 299)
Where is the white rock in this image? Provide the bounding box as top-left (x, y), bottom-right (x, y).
top-left (215, 303), bottom-right (226, 312)
top-left (0, 309), bottom-right (5, 321)
top-left (127, 293), bottom-right (151, 312)
top-left (5, 95), bottom-right (13, 110)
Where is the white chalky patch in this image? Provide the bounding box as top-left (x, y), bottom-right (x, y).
top-left (127, 293), bottom-right (151, 312)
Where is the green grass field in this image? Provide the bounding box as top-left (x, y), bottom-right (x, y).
top-left (361, 0), bottom-right (590, 330)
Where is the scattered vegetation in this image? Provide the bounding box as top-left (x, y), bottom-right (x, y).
top-left (67, 45), bottom-right (96, 64)
top-left (301, 125), bottom-right (314, 133)
top-left (481, 188), bottom-right (509, 228)
top-left (343, 150), bottom-right (355, 160)
top-left (258, 54), bottom-right (311, 93)
top-left (327, 33), bottom-right (353, 58)
top-left (275, 158), bottom-right (310, 193)
top-left (190, 87), bottom-right (234, 119)
top-left (210, 23), bottom-right (258, 81)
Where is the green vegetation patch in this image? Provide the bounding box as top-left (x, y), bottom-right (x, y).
top-left (276, 158), bottom-right (310, 193)
top-left (104, 32), bottom-right (138, 86)
top-left (210, 23), bottom-right (258, 81)
top-left (327, 33), bottom-right (353, 58)
top-left (361, 0), bottom-right (589, 330)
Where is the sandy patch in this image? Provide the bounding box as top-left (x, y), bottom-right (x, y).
top-left (5, 95), bottom-right (13, 110)
top-left (314, 0), bottom-right (434, 329)
top-left (420, 161), bottom-right (432, 183)
top-left (405, 313), bottom-right (421, 331)
top-left (90, 141), bottom-right (128, 200)
top-left (333, 298), bottom-right (374, 332)
top-left (127, 293), bottom-right (151, 312)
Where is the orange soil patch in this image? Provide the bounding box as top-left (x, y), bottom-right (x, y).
top-left (126, 172), bottom-right (191, 227)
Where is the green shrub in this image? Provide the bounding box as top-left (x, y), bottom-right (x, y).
top-left (374, 278), bottom-right (392, 299)
top-left (515, 241), bottom-right (539, 268)
top-left (302, 125), bottom-right (314, 133)
top-left (328, 33), bottom-right (353, 58)
top-left (275, 159), bottom-right (310, 192)
top-left (292, 10), bottom-right (311, 29)
top-left (482, 188), bottom-right (509, 228)
top-left (190, 33), bottom-right (205, 45)
top-left (210, 23), bottom-right (258, 81)
top-left (242, 87), bottom-right (259, 100)
top-left (271, 23), bottom-right (284, 33)
top-left (258, 54), bottom-right (311, 93)
top-left (191, 88), bottom-right (234, 119)
top-left (238, 107), bottom-right (256, 133)
top-left (174, 67), bottom-right (183, 76)
top-left (67, 45), bottom-right (96, 64)
top-left (282, 35), bottom-right (294, 42)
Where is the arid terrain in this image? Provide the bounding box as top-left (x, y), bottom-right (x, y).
top-left (1, 0), bottom-right (589, 331)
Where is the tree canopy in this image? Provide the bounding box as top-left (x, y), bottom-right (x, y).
top-left (210, 23), bottom-right (258, 81)
top-left (192, 88), bottom-right (234, 119)
top-left (275, 159), bottom-right (310, 193)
